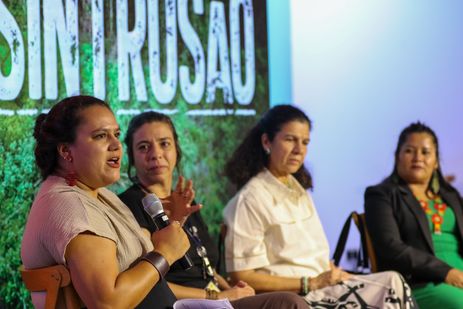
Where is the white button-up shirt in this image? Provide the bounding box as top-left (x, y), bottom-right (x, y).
top-left (223, 169), bottom-right (330, 277)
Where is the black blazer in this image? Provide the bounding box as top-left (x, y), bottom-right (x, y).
top-left (364, 180), bottom-right (463, 286)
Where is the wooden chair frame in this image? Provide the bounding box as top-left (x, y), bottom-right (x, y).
top-left (20, 264), bottom-right (80, 309)
top-left (352, 212), bottom-right (378, 273)
top-left (333, 211), bottom-right (378, 273)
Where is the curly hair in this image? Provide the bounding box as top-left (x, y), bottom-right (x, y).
top-left (225, 104), bottom-right (313, 189)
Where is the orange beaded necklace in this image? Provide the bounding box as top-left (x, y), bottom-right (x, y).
top-left (418, 197), bottom-right (447, 234)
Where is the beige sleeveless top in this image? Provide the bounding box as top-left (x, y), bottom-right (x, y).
top-left (21, 175), bottom-right (153, 272)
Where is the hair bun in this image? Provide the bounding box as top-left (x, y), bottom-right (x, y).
top-left (33, 113), bottom-right (48, 140)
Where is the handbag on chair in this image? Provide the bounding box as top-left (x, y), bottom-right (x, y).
top-left (332, 211), bottom-right (377, 273)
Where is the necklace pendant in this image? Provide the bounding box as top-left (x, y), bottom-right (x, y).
top-left (432, 213), bottom-right (443, 235)
top-left (420, 200), bottom-right (432, 214)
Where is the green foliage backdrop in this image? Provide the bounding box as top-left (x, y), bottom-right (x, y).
top-left (0, 0), bottom-right (268, 306)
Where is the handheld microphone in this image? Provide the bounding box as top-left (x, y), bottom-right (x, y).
top-left (142, 193), bottom-right (193, 270)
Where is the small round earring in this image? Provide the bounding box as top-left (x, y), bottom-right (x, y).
top-left (62, 154), bottom-right (77, 186)
top-left (62, 154), bottom-right (73, 163)
top-left (264, 148), bottom-right (271, 155)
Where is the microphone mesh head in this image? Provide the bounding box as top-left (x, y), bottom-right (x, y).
top-left (142, 194), bottom-right (164, 217)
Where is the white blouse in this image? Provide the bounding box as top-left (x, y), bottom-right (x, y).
top-left (223, 169), bottom-right (330, 277)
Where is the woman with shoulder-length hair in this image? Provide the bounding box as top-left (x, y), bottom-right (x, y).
top-left (364, 122), bottom-right (463, 308)
top-left (224, 104), bottom-right (417, 308)
top-left (119, 111), bottom-right (310, 309)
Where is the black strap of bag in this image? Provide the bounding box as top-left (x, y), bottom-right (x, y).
top-left (216, 223), bottom-right (227, 275)
top-left (332, 211), bottom-right (369, 271)
top-left (333, 211), bottom-right (354, 265)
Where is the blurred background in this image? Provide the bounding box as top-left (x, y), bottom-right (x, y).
top-left (269, 0), bottom-right (463, 262)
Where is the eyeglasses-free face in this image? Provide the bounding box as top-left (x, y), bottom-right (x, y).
top-left (65, 105), bottom-right (122, 190)
top-left (262, 120), bottom-right (310, 183)
top-left (396, 132), bottom-right (438, 186)
top-left (132, 121), bottom-right (178, 191)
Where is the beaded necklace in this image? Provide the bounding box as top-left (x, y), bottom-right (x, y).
top-left (136, 183), bottom-right (219, 290)
top-left (418, 196), bottom-right (447, 235)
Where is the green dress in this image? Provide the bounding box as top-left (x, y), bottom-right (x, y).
top-left (413, 198), bottom-right (463, 309)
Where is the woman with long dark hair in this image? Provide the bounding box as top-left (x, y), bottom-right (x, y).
top-left (119, 111), bottom-right (309, 309)
top-left (224, 105), bottom-right (417, 308)
top-left (364, 122), bottom-right (463, 308)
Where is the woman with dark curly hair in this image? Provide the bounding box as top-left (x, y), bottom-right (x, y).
top-left (364, 122), bottom-right (463, 308)
top-left (224, 105), bottom-right (417, 308)
top-left (21, 96), bottom-right (190, 309)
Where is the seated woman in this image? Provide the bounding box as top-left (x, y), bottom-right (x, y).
top-left (119, 111), bottom-right (309, 309)
top-left (223, 105), bottom-right (417, 308)
top-left (364, 122), bottom-right (463, 308)
top-left (21, 96), bottom-right (191, 309)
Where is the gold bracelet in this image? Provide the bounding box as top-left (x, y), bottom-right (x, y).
top-left (205, 288), bottom-right (219, 300)
top-left (300, 276), bottom-right (309, 295)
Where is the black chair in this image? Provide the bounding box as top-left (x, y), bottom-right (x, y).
top-left (216, 223), bottom-right (228, 276)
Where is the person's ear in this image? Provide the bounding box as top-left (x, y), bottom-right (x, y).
top-left (261, 133), bottom-right (271, 154)
top-left (57, 144), bottom-right (73, 162)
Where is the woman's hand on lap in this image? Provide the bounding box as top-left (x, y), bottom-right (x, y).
top-left (310, 261), bottom-right (351, 290)
top-left (219, 281), bottom-right (255, 300)
top-left (445, 268), bottom-right (463, 288)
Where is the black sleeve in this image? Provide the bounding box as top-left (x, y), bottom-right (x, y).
top-left (364, 185), bottom-right (451, 284)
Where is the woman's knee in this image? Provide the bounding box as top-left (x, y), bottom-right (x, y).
top-left (231, 292), bottom-right (308, 309)
top-left (267, 292), bottom-right (309, 309)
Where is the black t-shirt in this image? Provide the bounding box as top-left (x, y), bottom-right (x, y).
top-left (119, 184), bottom-right (219, 289)
top-left (117, 185), bottom-right (177, 309)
